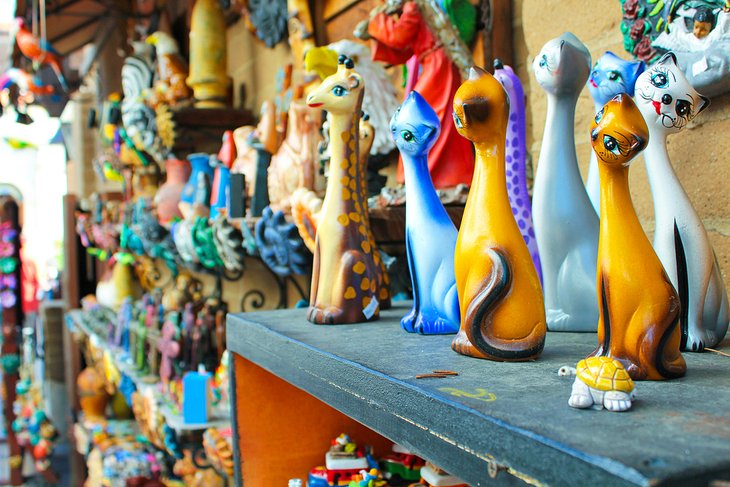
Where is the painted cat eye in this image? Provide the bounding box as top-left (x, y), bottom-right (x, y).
top-left (401, 130), bottom-right (414, 142)
top-left (453, 111), bottom-right (463, 128)
top-left (603, 135), bottom-right (620, 155)
top-left (607, 71), bottom-right (621, 81)
top-left (650, 72), bottom-right (668, 88)
top-left (676, 99), bottom-right (691, 118)
top-left (539, 55), bottom-right (548, 68)
top-left (331, 85), bottom-right (347, 97)
top-left (595, 108), bottom-right (604, 124)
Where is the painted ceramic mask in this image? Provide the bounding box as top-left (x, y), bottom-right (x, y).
top-left (391, 90), bottom-right (460, 335)
top-left (634, 52), bottom-right (727, 352)
top-left (531, 32), bottom-right (600, 332)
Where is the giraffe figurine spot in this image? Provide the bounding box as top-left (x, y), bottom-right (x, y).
top-left (305, 55), bottom-right (390, 324)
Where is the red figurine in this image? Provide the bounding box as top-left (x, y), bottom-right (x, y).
top-left (14, 18), bottom-right (68, 90)
top-left (367, 1), bottom-right (474, 189)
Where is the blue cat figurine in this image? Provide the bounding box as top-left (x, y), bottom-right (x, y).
top-left (391, 91), bottom-right (460, 334)
top-left (585, 52), bottom-right (644, 215)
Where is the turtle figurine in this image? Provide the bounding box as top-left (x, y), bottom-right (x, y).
top-left (567, 356), bottom-right (635, 412)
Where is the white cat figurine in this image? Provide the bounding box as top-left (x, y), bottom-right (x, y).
top-left (532, 32), bottom-right (599, 332)
top-left (635, 52), bottom-right (728, 351)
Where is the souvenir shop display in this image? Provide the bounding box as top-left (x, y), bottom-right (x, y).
top-left (6, 0), bottom-right (726, 485)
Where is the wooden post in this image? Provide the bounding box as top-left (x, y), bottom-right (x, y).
top-left (0, 197), bottom-right (24, 486)
top-left (481, 0), bottom-right (513, 70)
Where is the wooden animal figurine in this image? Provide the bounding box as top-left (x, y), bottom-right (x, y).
top-left (451, 67), bottom-right (546, 360)
top-left (635, 52), bottom-right (727, 351)
top-left (392, 91), bottom-right (459, 334)
top-left (146, 32), bottom-right (192, 107)
top-left (532, 32), bottom-right (599, 332)
top-left (589, 93), bottom-right (685, 380)
top-left (568, 356), bottom-right (635, 412)
top-left (493, 59), bottom-right (542, 284)
top-left (585, 52), bottom-right (645, 215)
top-left (14, 18), bottom-right (67, 89)
top-left (305, 55), bottom-right (390, 324)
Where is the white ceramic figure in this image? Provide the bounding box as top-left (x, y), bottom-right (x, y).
top-left (568, 356), bottom-right (635, 412)
top-left (635, 52), bottom-right (728, 351)
top-left (532, 32), bottom-right (599, 332)
top-left (585, 52), bottom-right (645, 215)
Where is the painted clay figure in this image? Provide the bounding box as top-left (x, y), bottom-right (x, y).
top-left (568, 356), bottom-right (635, 412)
top-left (451, 67), bottom-right (546, 360)
top-left (651, 4), bottom-right (730, 96)
top-left (493, 59), bottom-right (542, 283)
top-left (367, 1), bottom-right (475, 189)
top-left (305, 56), bottom-right (390, 324)
top-left (146, 32), bottom-right (191, 107)
top-left (532, 33), bottom-right (599, 332)
top-left (635, 53), bottom-right (728, 351)
top-left (267, 99), bottom-right (324, 213)
top-left (392, 91), bottom-right (459, 334)
top-left (585, 52), bottom-right (645, 215)
top-left (588, 93), bottom-right (685, 380)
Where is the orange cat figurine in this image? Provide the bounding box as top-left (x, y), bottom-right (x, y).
top-left (451, 67), bottom-right (546, 361)
top-left (588, 94), bottom-right (685, 380)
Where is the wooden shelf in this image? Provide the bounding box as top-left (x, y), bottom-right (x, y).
top-left (227, 303), bottom-right (730, 487)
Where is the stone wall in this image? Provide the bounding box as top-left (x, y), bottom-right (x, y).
top-left (226, 0), bottom-right (729, 292)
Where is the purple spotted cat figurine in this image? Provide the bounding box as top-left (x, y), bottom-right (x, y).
top-left (493, 59), bottom-right (542, 284)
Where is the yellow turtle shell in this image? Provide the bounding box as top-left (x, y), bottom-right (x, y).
top-left (576, 356), bottom-right (634, 393)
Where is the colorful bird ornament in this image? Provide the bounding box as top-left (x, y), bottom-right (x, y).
top-left (14, 18), bottom-right (68, 90)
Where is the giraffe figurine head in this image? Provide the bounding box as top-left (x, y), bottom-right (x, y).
top-left (306, 55), bottom-right (365, 115)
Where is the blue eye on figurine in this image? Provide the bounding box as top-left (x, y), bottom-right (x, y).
top-left (390, 91), bottom-right (460, 335)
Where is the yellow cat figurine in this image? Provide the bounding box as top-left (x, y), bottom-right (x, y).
top-left (588, 94), bottom-right (685, 380)
top-left (451, 67), bottom-right (546, 361)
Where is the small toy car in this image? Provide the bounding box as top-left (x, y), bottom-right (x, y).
top-left (380, 444), bottom-right (426, 482)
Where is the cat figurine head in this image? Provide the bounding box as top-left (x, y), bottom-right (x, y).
top-left (390, 91), bottom-right (441, 157)
top-left (587, 52), bottom-right (645, 106)
top-left (634, 52), bottom-right (710, 134)
top-left (452, 66), bottom-right (509, 145)
top-left (590, 94), bottom-right (649, 168)
top-left (533, 32), bottom-right (591, 97)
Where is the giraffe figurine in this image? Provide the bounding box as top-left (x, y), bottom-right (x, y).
top-left (305, 55), bottom-right (390, 324)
